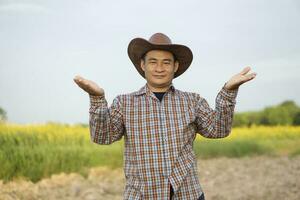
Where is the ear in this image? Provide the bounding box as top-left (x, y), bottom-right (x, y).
top-left (174, 61), bottom-right (179, 73)
top-left (140, 59), bottom-right (145, 71)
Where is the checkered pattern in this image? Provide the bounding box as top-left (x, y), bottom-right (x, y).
top-left (89, 83), bottom-right (238, 200)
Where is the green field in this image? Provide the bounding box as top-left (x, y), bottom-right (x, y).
top-left (1, 123), bottom-right (300, 182)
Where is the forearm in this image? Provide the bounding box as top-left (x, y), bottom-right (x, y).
top-left (214, 86), bottom-right (238, 137)
top-left (197, 85), bottom-right (238, 138)
top-left (89, 95), bottom-right (124, 145)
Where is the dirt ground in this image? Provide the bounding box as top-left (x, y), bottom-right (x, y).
top-left (1, 155), bottom-right (299, 200)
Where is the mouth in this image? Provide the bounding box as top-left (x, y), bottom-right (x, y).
top-left (153, 75), bottom-right (166, 79)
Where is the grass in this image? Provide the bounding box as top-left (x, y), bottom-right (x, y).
top-left (1, 123), bottom-right (300, 182)
top-left (194, 126), bottom-right (300, 158)
top-left (0, 123), bottom-right (123, 182)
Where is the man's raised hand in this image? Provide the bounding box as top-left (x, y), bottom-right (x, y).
top-left (224, 67), bottom-right (257, 90)
top-left (73, 75), bottom-right (105, 96)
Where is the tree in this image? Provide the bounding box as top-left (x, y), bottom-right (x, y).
top-left (0, 107), bottom-right (7, 122)
top-left (233, 100), bottom-right (300, 127)
top-left (293, 111), bottom-right (300, 125)
top-left (261, 101), bottom-right (299, 125)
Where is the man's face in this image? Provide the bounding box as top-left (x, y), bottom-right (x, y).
top-left (141, 50), bottom-right (179, 90)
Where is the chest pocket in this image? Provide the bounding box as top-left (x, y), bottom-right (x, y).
top-left (177, 105), bottom-right (196, 127)
top-left (173, 105), bottom-right (197, 142)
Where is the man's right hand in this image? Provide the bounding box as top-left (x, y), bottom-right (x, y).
top-left (73, 75), bottom-right (105, 96)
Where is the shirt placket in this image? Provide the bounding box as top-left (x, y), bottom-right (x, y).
top-left (148, 88), bottom-right (173, 198)
top-left (156, 93), bottom-right (173, 199)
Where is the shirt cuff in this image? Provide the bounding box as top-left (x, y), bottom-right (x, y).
top-left (220, 84), bottom-right (239, 100)
top-left (89, 94), bottom-right (106, 106)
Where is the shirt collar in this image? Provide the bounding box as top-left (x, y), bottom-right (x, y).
top-left (134, 83), bottom-right (176, 96)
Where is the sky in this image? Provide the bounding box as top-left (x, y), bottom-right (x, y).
top-left (0, 0), bottom-right (300, 124)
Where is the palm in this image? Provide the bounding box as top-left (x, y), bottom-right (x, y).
top-left (73, 75), bottom-right (104, 96)
top-left (225, 67), bottom-right (257, 90)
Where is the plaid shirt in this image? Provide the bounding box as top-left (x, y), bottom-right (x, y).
top-left (89, 83), bottom-right (238, 200)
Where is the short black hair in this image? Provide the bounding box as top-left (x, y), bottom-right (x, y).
top-left (141, 50), bottom-right (177, 62)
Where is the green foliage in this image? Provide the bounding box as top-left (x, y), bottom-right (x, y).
top-left (1, 124), bottom-right (300, 182)
top-left (193, 139), bottom-right (274, 158)
top-left (233, 100), bottom-right (300, 127)
top-left (0, 123), bottom-right (123, 182)
top-left (0, 107), bottom-right (7, 122)
top-left (294, 112), bottom-right (300, 125)
top-left (233, 111), bottom-right (262, 127)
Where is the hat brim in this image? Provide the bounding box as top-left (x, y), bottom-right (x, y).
top-left (127, 38), bottom-right (193, 78)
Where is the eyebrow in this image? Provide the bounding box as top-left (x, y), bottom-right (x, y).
top-left (147, 58), bottom-right (173, 62)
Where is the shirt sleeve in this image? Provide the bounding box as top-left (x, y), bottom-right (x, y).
top-left (194, 84), bottom-right (238, 138)
top-left (89, 94), bottom-right (124, 144)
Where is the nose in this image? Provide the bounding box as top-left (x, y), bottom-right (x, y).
top-left (155, 62), bottom-right (165, 73)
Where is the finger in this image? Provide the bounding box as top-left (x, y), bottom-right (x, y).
top-left (243, 73), bottom-right (257, 82)
top-left (73, 75), bottom-right (83, 80)
top-left (74, 77), bottom-right (89, 89)
top-left (81, 81), bottom-right (92, 91)
top-left (74, 77), bottom-right (91, 90)
top-left (74, 75), bottom-right (84, 83)
top-left (239, 66), bottom-right (251, 75)
top-left (78, 82), bottom-right (91, 92)
top-left (74, 80), bottom-right (86, 89)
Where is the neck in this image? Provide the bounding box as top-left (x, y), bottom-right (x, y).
top-left (146, 83), bottom-right (171, 92)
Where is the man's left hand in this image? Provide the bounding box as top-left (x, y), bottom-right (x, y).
top-left (224, 66), bottom-right (257, 90)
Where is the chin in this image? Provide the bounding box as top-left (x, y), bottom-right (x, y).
top-left (152, 80), bottom-right (171, 87)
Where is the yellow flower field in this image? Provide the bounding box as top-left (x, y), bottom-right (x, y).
top-left (1, 123), bottom-right (300, 182)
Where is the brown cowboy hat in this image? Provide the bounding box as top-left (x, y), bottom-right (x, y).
top-left (127, 33), bottom-right (193, 78)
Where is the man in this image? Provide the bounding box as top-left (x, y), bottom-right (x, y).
top-left (74, 33), bottom-right (256, 200)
